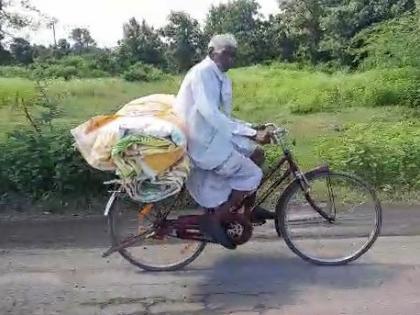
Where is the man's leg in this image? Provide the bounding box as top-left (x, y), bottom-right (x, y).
top-left (199, 199), bottom-right (237, 249)
top-left (213, 147), bottom-right (269, 219)
top-left (246, 147), bottom-right (275, 222)
top-left (199, 150), bottom-right (262, 249)
top-left (250, 147), bottom-right (265, 167)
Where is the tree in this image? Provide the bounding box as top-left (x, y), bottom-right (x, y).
top-left (205, 0), bottom-right (260, 35)
top-left (69, 27), bottom-right (96, 53)
top-left (277, 0), bottom-right (324, 63)
top-left (0, 0), bottom-right (37, 37)
top-left (204, 0), bottom-right (261, 66)
top-left (32, 44), bottom-right (53, 61)
top-left (250, 15), bottom-right (296, 63)
top-left (118, 17), bottom-right (165, 68)
top-left (90, 48), bottom-right (122, 75)
top-left (277, 0), bottom-right (417, 65)
top-left (9, 37), bottom-right (33, 64)
top-left (161, 11), bottom-right (204, 72)
top-left (319, 0), bottom-right (416, 64)
top-left (1, 0), bottom-right (40, 63)
top-left (54, 38), bottom-right (71, 58)
top-left (0, 45), bottom-right (12, 64)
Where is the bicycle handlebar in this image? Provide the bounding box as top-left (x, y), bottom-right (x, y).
top-left (259, 123), bottom-right (288, 145)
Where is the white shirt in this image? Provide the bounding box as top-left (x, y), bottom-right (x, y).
top-left (174, 56), bottom-right (256, 170)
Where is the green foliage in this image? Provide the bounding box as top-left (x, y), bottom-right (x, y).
top-left (69, 27), bottom-right (96, 53)
top-left (0, 77), bottom-right (179, 135)
top-left (278, 0), bottom-right (323, 63)
top-left (122, 62), bottom-right (166, 82)
top-left (31, 55), bottom-right (109, 80)
top-left (231, 65), bottom-right (420, 115)
top-left (161, 11), bottom-right (204, 72)
top-left (0, 77), bottom-right (36, 108)
top-left (0, 47), bottom-right (13, 65)
top-left (1, 62), bottom-right (420, 206)
top-left (0, 82), bottom-right (108, 199)
top-left (317, 122), bottom-right (420, 191)
top-left (351, 11), bottom-right (420, 69)
top-left (0, 127), bottom-right (107, 198)
top-left (204, 0), bottom-right (265, 66)
top-left (320, 0), bottom-right (416, 63)
top-left (55, 39), bottom-right (71, 58)
top-left (0, 66), bottom-right (32, 78)
top-left (9, 37), bottom-right (33, 64)
top-left (277, 0), bottom-right (417, 65)
top-left (118, 18), bottom-right (165, 68)
top-left (1, 0), bottom-right (418, 72)
top-left (0, 0), bottom-right (38, 40)
top-left (88, 50), bottom-right (122, 75)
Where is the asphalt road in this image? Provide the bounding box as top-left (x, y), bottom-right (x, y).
top-left (1, 205), bottom-right (419, 249)
top-left (1, 205), bottom-right (420, 315)
top-left (1, 236), bottom-right (420, 315)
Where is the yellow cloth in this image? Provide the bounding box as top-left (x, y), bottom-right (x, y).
top-left (71, 94), bottom-right (185, 172)
top-left (143, 147), bottom-right (185, 175)
top-left (71, 94), bottom-right (190, 203)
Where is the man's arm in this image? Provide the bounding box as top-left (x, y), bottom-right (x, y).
top-left (191, 69), bottom-right (237, 139)
top-left (229, 118), bottom-right (257, 137)
top-left (191, 68), bottom-right (270, 143)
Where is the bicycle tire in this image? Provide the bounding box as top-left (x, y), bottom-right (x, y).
top-left (107, 192), bottom-right (206, 272)
top-left (276, 169), bottom-right (382, 266)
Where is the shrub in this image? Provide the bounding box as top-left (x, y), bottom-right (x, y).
top-left (0, 66), bottom-right (32, 78)
top-left (0, 127), bottom-right (110, 199)
top-left (123, 62), bottom-right (166, 82)
top-left (0, 81), bottom-right (111, 202)
top-left (352, 12), bottom-right (420, 70)
top-left (317, 122), bottom-right (420, 192)
top-left (32, 64), bottom-right (77, 80)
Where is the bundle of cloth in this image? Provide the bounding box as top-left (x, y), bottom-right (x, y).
top-left (71, 94), bottom-right (189, 203)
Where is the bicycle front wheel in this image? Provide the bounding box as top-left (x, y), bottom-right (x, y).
top-left (276, 169), bottom-right (382, 265)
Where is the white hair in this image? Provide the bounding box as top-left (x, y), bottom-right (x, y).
top-left (208, 34), bottom-right (238, 52)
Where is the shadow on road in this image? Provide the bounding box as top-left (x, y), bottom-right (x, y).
top-left (191, 253), bottom-right (403, 311)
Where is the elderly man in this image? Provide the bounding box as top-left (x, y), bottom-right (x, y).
top-left (173, 34), bottom-right (274, 249)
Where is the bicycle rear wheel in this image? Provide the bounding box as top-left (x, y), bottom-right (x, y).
top-left (276, 169), bottom-right (382, 265)
top-left (107, 192), bottom-right (206, 272)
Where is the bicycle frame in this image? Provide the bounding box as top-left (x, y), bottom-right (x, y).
top-left (256, 150), bottom-right (296, 207)
top-left (255, 147), bottom-right (335, 223)
top-left (102, 126), bottom-right (335, 257)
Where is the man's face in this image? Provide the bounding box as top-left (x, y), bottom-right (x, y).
top-left (212, 46), bottom-right (237, 72)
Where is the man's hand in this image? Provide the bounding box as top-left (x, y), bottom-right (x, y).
top-left (253, 129), bottom-right (272, 145)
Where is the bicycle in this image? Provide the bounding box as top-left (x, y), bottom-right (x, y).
top-left (102, 123), bottom-right (382, 271)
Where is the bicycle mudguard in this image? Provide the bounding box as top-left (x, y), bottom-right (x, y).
top-left (301, 164), bottom-right (330, 178)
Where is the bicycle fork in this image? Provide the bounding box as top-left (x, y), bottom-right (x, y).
top-left (297, 166), bottom-right (336, 223)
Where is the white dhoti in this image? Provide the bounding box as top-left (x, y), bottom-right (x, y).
top-left (187, 136), bottom-right (263, 208)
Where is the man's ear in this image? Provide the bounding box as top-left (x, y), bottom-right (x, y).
top-left (208, 47), bottom-right (214, 59)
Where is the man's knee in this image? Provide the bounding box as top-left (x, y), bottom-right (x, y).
top-left (250, 147), bottom-right (265, 167)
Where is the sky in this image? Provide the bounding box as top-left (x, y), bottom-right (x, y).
top-left (18, 0), bottom-right (280, 48)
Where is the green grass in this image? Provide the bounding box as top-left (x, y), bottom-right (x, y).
top-left (0, 77), bottom-right (181, 139)
top-left (231, 64), bottom-right (420, 115)
top-left (1, 64), bottom-right (417, 173)
top-left (0, 78), bottom-right (37, 107)
top-left (1, 63), bottom-right (420, 207)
